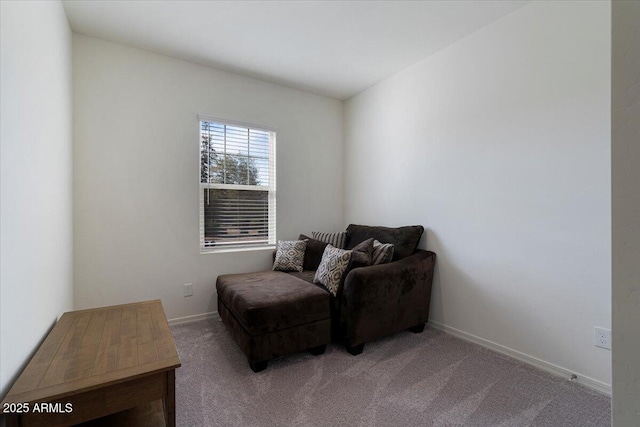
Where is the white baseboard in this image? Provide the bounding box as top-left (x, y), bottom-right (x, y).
top-left (168, 311), bottom-right (217, 325)
top-left (428, 320), bottom-right (611, 396)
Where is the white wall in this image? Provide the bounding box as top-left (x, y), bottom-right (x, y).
top-left (612, 1), bottom-right (640, 424)
top-left (0, 1), bottom-right (74, 398)
top-left (72, 35), bottom-right (344, 320)
top-left (344, 1), bottom-right (611, 386)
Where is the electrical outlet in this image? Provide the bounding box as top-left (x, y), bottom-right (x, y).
top-left (594, 327), bottom-right (611, 350)
top-left (183, 283), bottom-right (193, 297)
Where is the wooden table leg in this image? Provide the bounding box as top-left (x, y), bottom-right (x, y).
top-left (164, 369), bottom-right (176, 427)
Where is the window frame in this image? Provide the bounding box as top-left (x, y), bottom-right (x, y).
top-left (198, 115), bottom-right (277, 253)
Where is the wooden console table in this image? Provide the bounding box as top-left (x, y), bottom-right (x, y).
top-left (1, 300), bottom-right (181, 427)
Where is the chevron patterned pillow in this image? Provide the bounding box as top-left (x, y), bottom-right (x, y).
top-left (272, 240), bottom-right (307, 272)
top-left (313, 244), bottom-right (352, 296)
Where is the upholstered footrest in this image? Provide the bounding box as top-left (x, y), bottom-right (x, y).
top-left (216, 271), bottom-right (331, 372)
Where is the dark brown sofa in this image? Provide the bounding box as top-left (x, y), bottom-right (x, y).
top-left (216, 224), bottom-right (436, 371)
top-left (334, 224), bottom-right (436, 354)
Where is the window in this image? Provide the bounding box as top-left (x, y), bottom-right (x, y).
top-left (199, 118), bottom-right (276, 251)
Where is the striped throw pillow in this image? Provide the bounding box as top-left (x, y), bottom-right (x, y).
top-left (312, 231), bottom-right (347, 249)
top-left (372, 240), bottom-right (394, 265)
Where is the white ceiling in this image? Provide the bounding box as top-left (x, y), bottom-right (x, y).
top-left (62, 0), bottom-right (528, 100)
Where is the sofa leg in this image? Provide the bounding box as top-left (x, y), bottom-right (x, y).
top-left (346, 343), bottom-right (364, 356)
top-left (408, 323), bottom-right (425, 333)
top-left (249, 360), bottom-right (268, 373)
top-left (309, 345), bottom-right (326, 356)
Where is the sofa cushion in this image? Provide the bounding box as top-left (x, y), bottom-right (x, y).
top-left (287, 270), bottom-right (316, 284)
top-left (216, 271), bottom-right (330, 335)
top-left (345, 224), bottom-right (424, 261)
top-left (299, 234), bottom-right (329, 271)
top-left (312, 231), bottom-right (347, 249)
top-left (371, 240), bottom-right (394, 265)
top-left (314, 245), bottom-right (352, 296)
top-left (272, 240), bottom-right (307, 272)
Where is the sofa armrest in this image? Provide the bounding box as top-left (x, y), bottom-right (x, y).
top-left (341, 250), bottom-right (436, 346)
top-left (343, 250), bottom-right (435, 301)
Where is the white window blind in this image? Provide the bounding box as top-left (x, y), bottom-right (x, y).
top-left (199, 118), bottom-right (276, 250)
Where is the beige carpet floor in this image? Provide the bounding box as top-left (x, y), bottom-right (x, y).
top-left (171, 318), bottom-right (610, 427)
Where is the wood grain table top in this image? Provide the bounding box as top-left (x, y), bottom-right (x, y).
top-left (1, 300), bottom-right (181, 405)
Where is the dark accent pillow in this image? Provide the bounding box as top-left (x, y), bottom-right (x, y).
top-left (345, 224), bottom-right (424, 261)
top-left (337, 238), bottom-right (375, 294)
top-left (299, 234), bottom-right (329, 271)
top-left (349, 238), bottom-right (374, 268)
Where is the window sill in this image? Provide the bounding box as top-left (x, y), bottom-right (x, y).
top-left (200, 245), bottom-right (276, 255)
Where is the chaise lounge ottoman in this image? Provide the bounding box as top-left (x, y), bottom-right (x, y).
top-left (216, 270), bottom-right (331, 372)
